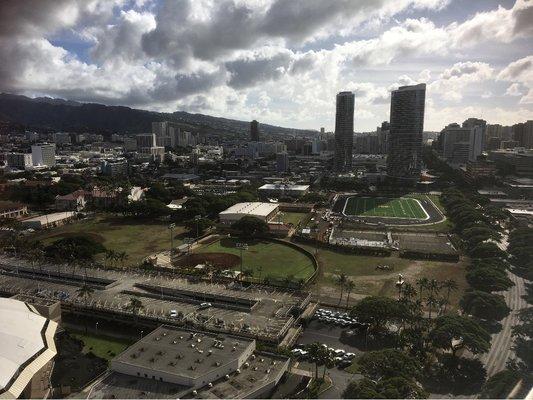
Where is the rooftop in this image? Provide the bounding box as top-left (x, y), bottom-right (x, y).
top-left (219, 202), bottom-right (278, 217)
top-left (113, 326), bottom-right (254, 380)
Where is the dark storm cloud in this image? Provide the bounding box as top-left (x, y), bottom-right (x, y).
top-left (226, 52), bottom-right (292, 89)
top-left (149, 69), bottom-right (227, 101)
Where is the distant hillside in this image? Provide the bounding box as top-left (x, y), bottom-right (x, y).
top-left (0, 93), bottom-right (316, 137)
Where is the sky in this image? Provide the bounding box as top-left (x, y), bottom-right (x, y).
top-left (0, 0), bottom-right (532, 132)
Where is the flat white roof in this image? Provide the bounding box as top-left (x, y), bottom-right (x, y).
top-left (220, 202), bottom-right (279, 217)
top-left (0, 298), bottom-right (48, 391)
top-left (22, 211), bottom-right (75, 225)
top-left (258, 184), bottom-right (310, 191)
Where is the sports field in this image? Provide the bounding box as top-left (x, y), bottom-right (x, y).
top-left (343, 197), bottom-right (428, 219)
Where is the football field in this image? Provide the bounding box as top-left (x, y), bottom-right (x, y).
top-left (343, 197), bottom-right (428, 220)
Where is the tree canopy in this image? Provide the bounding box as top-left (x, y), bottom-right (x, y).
top-left (354, 349), bottom-right (422, 381)
top-left (351, 296), bottom-right (409, 331)
top-left (343, 377), bottom-right (427, 399)
top-left (231, 216), bottom-right (269, 237)
top-left (466, 266), bottom-right (514, 292)
top-left (460, 290), bottom-right (510, 321)
top-left (429, 314), bottom-right (491, 356)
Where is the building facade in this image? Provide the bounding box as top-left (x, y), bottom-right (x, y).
top-left (334, 91), bottom-right (355, 172)
top-left (386, 83), bottom-right (426, 184)
top-left (31, 143), bottom-right (56, 167)
top-left (250, 120), bottom-right (260, 142)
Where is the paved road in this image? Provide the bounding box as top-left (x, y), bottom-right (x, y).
top-left (480, 271), bottom-right (528, 377)
top-left (480, 233), bottom-right (529, 377)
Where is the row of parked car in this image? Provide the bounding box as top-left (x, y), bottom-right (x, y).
top-left (313, 308), bottom-right (367, 329)
top-left (291, 343), bottom-right (356, 369)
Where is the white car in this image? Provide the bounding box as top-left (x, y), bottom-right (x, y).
top-left (199, 302), bottom-right (212, 309)
top-left (169, 309), bottom-right (178, 318)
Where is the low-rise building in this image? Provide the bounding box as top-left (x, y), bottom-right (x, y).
top-left (258, 183), bottom-right (310, 198)
top-left (21, 211), bottom-right (76, 229)
top-left (0, 201), bottom-right (28, 219)
top-left (55, 189), bottom-right (87, 211)
top-left (219, 202), bottom-right (279, 223)
top-left (107, 325), bottom-right (288, 398)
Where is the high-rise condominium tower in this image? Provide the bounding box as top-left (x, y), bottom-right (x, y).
top-left (250, 120), bottom-right (260, 141)
top-left (386, 83), bottom-right (426, 184)
top-left (334, 91), bottom-right (355, 172)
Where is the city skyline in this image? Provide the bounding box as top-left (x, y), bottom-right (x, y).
top-left (0, 0), bottom-right (532, 132)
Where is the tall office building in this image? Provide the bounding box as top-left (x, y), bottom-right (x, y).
top-left (250, 120), bottom-right (260, 142)
top-left (513, 120), bottom-right (533, 149)
top-left (439, 123), bottom-right (482, 164)
top-left (462, 118), bottom-right (486, 151)
top-left (334, 91), bottom-right (355, 172)
top-left (386, 83), bottom-right (426, 184)
top-left (31, 143), bottom-right (56, 167)
top-left (276, 152), bottom-right (289, 173)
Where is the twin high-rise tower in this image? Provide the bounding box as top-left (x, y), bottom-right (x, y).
top-left (386, 83), bottom-right (426, 184)
top-left (334, 91), bottom-right (355, 172)
top-left (332, 84), bottom-right (426, 184)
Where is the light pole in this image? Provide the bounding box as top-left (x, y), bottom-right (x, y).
top-left (95, 321), bottom-right (99, 335)
top-left (168, 223), bottom-right (175, 257)
top-left (236, 242), bottom-right (248, 280)
top-left (194, 215), bottom-right (201, 244)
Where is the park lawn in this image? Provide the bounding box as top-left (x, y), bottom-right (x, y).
top-left (32, 215), bottom-right (186, 265)
top-left (279, 212), bottom-right (309, 226)
top-left (197, 237), bottom-right (315, 281)
top-left (301, 244), bottom-right (467, 310)
top-left (70, 331), bottom-right (133, 361)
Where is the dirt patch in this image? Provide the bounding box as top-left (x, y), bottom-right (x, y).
top-left (173, 252), bottom-right (241, 269)
top-left (41, 232), bottom-right (106, 244)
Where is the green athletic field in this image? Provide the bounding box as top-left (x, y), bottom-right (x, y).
top-left (343, 197), bottom-right (427, 219)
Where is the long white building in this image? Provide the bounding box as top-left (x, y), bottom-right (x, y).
top-left (219, 202), bottom-right (279, 223)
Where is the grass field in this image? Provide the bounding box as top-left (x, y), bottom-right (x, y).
top-left (299, 244), bottom-right (467, 310)
top-left (32, 215), bottom-right (186, 265)
top-left (70, 331), bottom-right (133, 361)
top-left (279, 211), bottom-right (309, 226)
top-left (197, 237), bottom-right (315, 281)
top-left (343, 197), bottom-right (427, 219)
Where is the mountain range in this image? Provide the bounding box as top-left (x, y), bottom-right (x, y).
top-left (0, 93), bottom-right (317, 137)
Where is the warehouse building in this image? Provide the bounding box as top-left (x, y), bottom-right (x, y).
top-left (0, 297), bottom-right (58, 399)
top-left (219, 202), bottom-right (279, 223)
top-left (105, 325), bottom-right (289, 398)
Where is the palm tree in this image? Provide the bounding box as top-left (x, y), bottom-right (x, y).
top-left (441, 279), bottom-right (458, 314)
top-left (416, 277), bottom-right (429, 301)
top-left (320, 348), bottom-right (335, 381)
top-left (76, 284), bottom-right (94, 306)
top-left (426, 294), bottom-right (438, 319)
top-left (344, 279), bottom-right (355, 310)
top-left (127, 296), bottom-right (144, 323)
top-left (401, 282), bottom-right (417, 302)
top-left (427, 279), bottom-right (441, 297)
top-left (335, 273), bottom-right (347, 305)
top-left (257, 266), bottom-right (263, 283)
top-left (306, 342), bottom-right (322, 380)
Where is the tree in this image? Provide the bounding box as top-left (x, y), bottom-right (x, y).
top-left (335, 273), bottom-right (347, 305)
top-left (306, 342), bottom-right (322, 380)
top-left (430, 355), bottom-right (487, 395)
top-left (415, 277), bottom-right (429, 301)
top-left (479, 369), bottom-right (521, 399)
top-left (231, 216), bottom-right (269, 237)
top-left (351, 296), bottom-right (408, 332)
top-left (345, 279), bottom-right (355, 310)
top-left (429, 314), bottom-right (491, 357)
top-left (76, 284), bottom-right (94, 306)
top-left (354, 349), bottom-right (423, 381)
top-left (343, 377), bottom-right (427, 399)
top-left (512, 307), bottom-right (533, 372)
top-left (127, 296), bottom-right (144, 323)
top-left (466, 266), bottom-right (514, 292)
top-left (460, 290), bottom-right (510, 321)
top-left (185, 217), bottom-right (213, 236)
top-left (441, 279), bottom-right (457, 314)
top-left (469, 243), bottom-right (506, 259)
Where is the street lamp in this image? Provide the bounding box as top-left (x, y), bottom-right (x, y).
top-left (236, 242), bottom-right (248, 279)
top-left (194, 215), bottom-right (201, 243)
top-left (168, 223), bottom-right (176, 257)
top-left (95, 321), bottom-right (99, 335)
